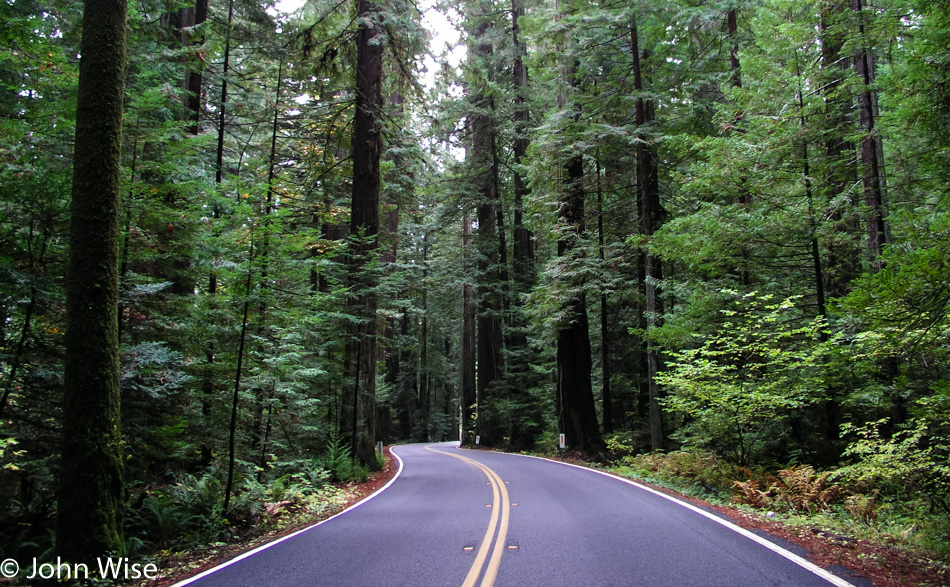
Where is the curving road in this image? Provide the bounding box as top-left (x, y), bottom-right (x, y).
top-left (174, 443), bottom-right (861, 587)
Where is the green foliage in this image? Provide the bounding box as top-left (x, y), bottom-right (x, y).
top-left (127, 473), bottom-right (228, 550)
top-left (616, 450), bottom-right (740, 495)
top-left (733, 465), bottom-right (842, 514)
top-left (317, 435), bottom-right (369, 483)
top-left (835, 391), bottom-right (950, 511)
top-left (658, 292), bottom-right (829, 464)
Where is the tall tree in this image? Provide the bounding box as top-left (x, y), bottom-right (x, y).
top-left (632, 17), bottom-right (664, 451)
top-left (850, 0), bottom-right (888, 269)
top-left (460, 213), bottom-right (477, 445)
top-left (467, 1), bottom-right (505, 446)
top-left (557, 152), bottom-right (603, 454)
top-left (349, 0), bottom-right (384, 467)
top-left (554, 3), bottom-right (602, 454)
top-left (56, 0), bottom-right (127, 560)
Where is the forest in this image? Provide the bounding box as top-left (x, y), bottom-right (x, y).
top-left (1, 0), bottom-right (949, 577)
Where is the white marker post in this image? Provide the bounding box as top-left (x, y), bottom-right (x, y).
top-left (558, 433), bottom-right (566, 456)
top-left (475, 435), bottom-right (480, 445)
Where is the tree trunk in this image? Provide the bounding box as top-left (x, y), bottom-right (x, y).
top-left (214, 0), bottom-right (233, 185)
top-left (469, 11), bottom-right (505, 447)
top-left (596, 158), bottom-right (612, 434)
top-left (57, 0), bottom-right (127, 560)
top-left (557, 154), bottom-right (603, 454)
top-left (460, 214), bottom-right (477, 446)
top-left (632, 20), bottom-right (665, 452)
top-left (850, 0), bottom-right (887, 269)
top-left (503, 0), bottom-right (542, 449)
top-left (511, 0), bottom-right (534, 289)
top-left (349, 0), bottom-right (383, 468)
top-left (727, 9), bottom-right (741, 89)
top-left (819, 3), bottom-right (861, 297)
top-left (224, 267), bottom-right (252, 511)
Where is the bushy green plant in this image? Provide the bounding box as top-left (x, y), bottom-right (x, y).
top-left (658, 292), bottom-right (829, 465)
top-left (621, 450), bottom-right (739, 493)
top-left (127, 472), bottom-right (229, 550)
top-left (834, 391), bottom-right (950, 511)
top-left (604, 432), bottom-right (637, 462)
top-left (317, 435), bottom-right (369, 483)
top-left (532, 428), bottom-right (563, 457)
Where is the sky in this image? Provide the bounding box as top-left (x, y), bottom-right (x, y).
top-left (271, 0), bottom-right (465, 89)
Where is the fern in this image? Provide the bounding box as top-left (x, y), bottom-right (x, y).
top-left (732, 479), bottom-right (774, 508)
top-left (732, 465), bottom-right (842, 513)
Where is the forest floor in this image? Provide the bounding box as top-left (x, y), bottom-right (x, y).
top-left (132, 445), bottom-right (947, 587)
top-left (130, 447), bottom-right (400, 587)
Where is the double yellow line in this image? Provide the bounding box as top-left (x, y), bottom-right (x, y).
top-left (425, 446), bottom-right (511, 587)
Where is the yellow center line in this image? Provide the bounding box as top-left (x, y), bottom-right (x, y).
top-left (425, 445), bottom-right (511, 587)
top-left (479, 464), bottom-right (510, 587)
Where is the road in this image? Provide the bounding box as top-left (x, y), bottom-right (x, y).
top-left (175, 443), bottom-right (858, 587)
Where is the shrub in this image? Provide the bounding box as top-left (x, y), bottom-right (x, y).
top-left (622, 450), bottom-right (738, 492)
top-left (732, 465), bottom-right (842, 514)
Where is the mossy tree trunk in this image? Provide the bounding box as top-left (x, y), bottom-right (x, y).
top-left (349, 0), bottom-right (383, 468)
top-left (557, 153), bottom-right (604, 455)
top-left (468, 6), bottom-right (505, 447)
top-left (56, 0), bottom-right (127, 561)
top-left (632, 19), bottom-right (665, 452)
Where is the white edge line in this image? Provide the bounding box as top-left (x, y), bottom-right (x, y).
top-left (168, 449), bottom-right (405, 587)
top-left (459, 447), bottom-right (855, 587)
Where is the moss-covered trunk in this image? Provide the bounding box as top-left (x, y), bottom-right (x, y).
top-left (349, 0), bottom-right (382, 469)
top-left (56, 0), bottom-right (127, 561)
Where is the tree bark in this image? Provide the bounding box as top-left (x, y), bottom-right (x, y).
top-left (349, 0), bottom-right (383, 468)
top-left (460, 214), bottom-right (477, 446)
top-left (727, 9), bottom-right (741, 89)
top-left (632, 20), bottom-right (665, 452)
top-left (820, 2), bottom-right (861, 297)
top-left (469, 10), bottom-right (504, 447)
top-left (504, 0), bottom-right (542, 449)
top-left (511, 0), bottom-right (533, 288)
top-left (214, 0), bottom-right (233, 185)
top-left (57, 0), bottom-right (127, 560)
top-left (557, 154), bottom-right (603, 454)
top-left (850, 0), bottom-right (887, 270)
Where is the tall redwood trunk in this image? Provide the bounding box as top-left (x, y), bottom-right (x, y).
top-left (511, 0), bottom-right (533, 287)
top-left (57, 0), bottom-right (127, 560)
top-left (460, 213), bottom-right (477, 445)
top-left (851, 0), bottom-right (887, 269)
top-left (820, 2), bottom-right (861, 297)
top-left (727, 9), bottom-right (741, 89)
top-left (349, 0), bottom-right (383, 468)
top-left (557, 154), bottom-right (603, 454)
top-left (632, 20), bottom-right (665, 451)
top-left (506, 0), bottom-right (541, 448)
top-left (469, 10), bottom-right (504, 446)
top-left (554, 12), bottom-right (603, 453)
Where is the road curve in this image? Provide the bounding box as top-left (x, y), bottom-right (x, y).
top-left (173, 443), bottom-right (859, 587)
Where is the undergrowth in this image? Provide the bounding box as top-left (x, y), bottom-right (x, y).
top-left (597, 439), bottom-right (950, 561)
top-left (118, 455), bottom-right (358, 583)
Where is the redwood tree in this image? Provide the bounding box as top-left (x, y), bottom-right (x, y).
top-left (56, 0), bottom-right (128, 560)
top-left (349, 0), bottom-right (383, 467)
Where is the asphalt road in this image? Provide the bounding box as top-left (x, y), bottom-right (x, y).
top-left (175, 443), bottom-right (858, 587)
